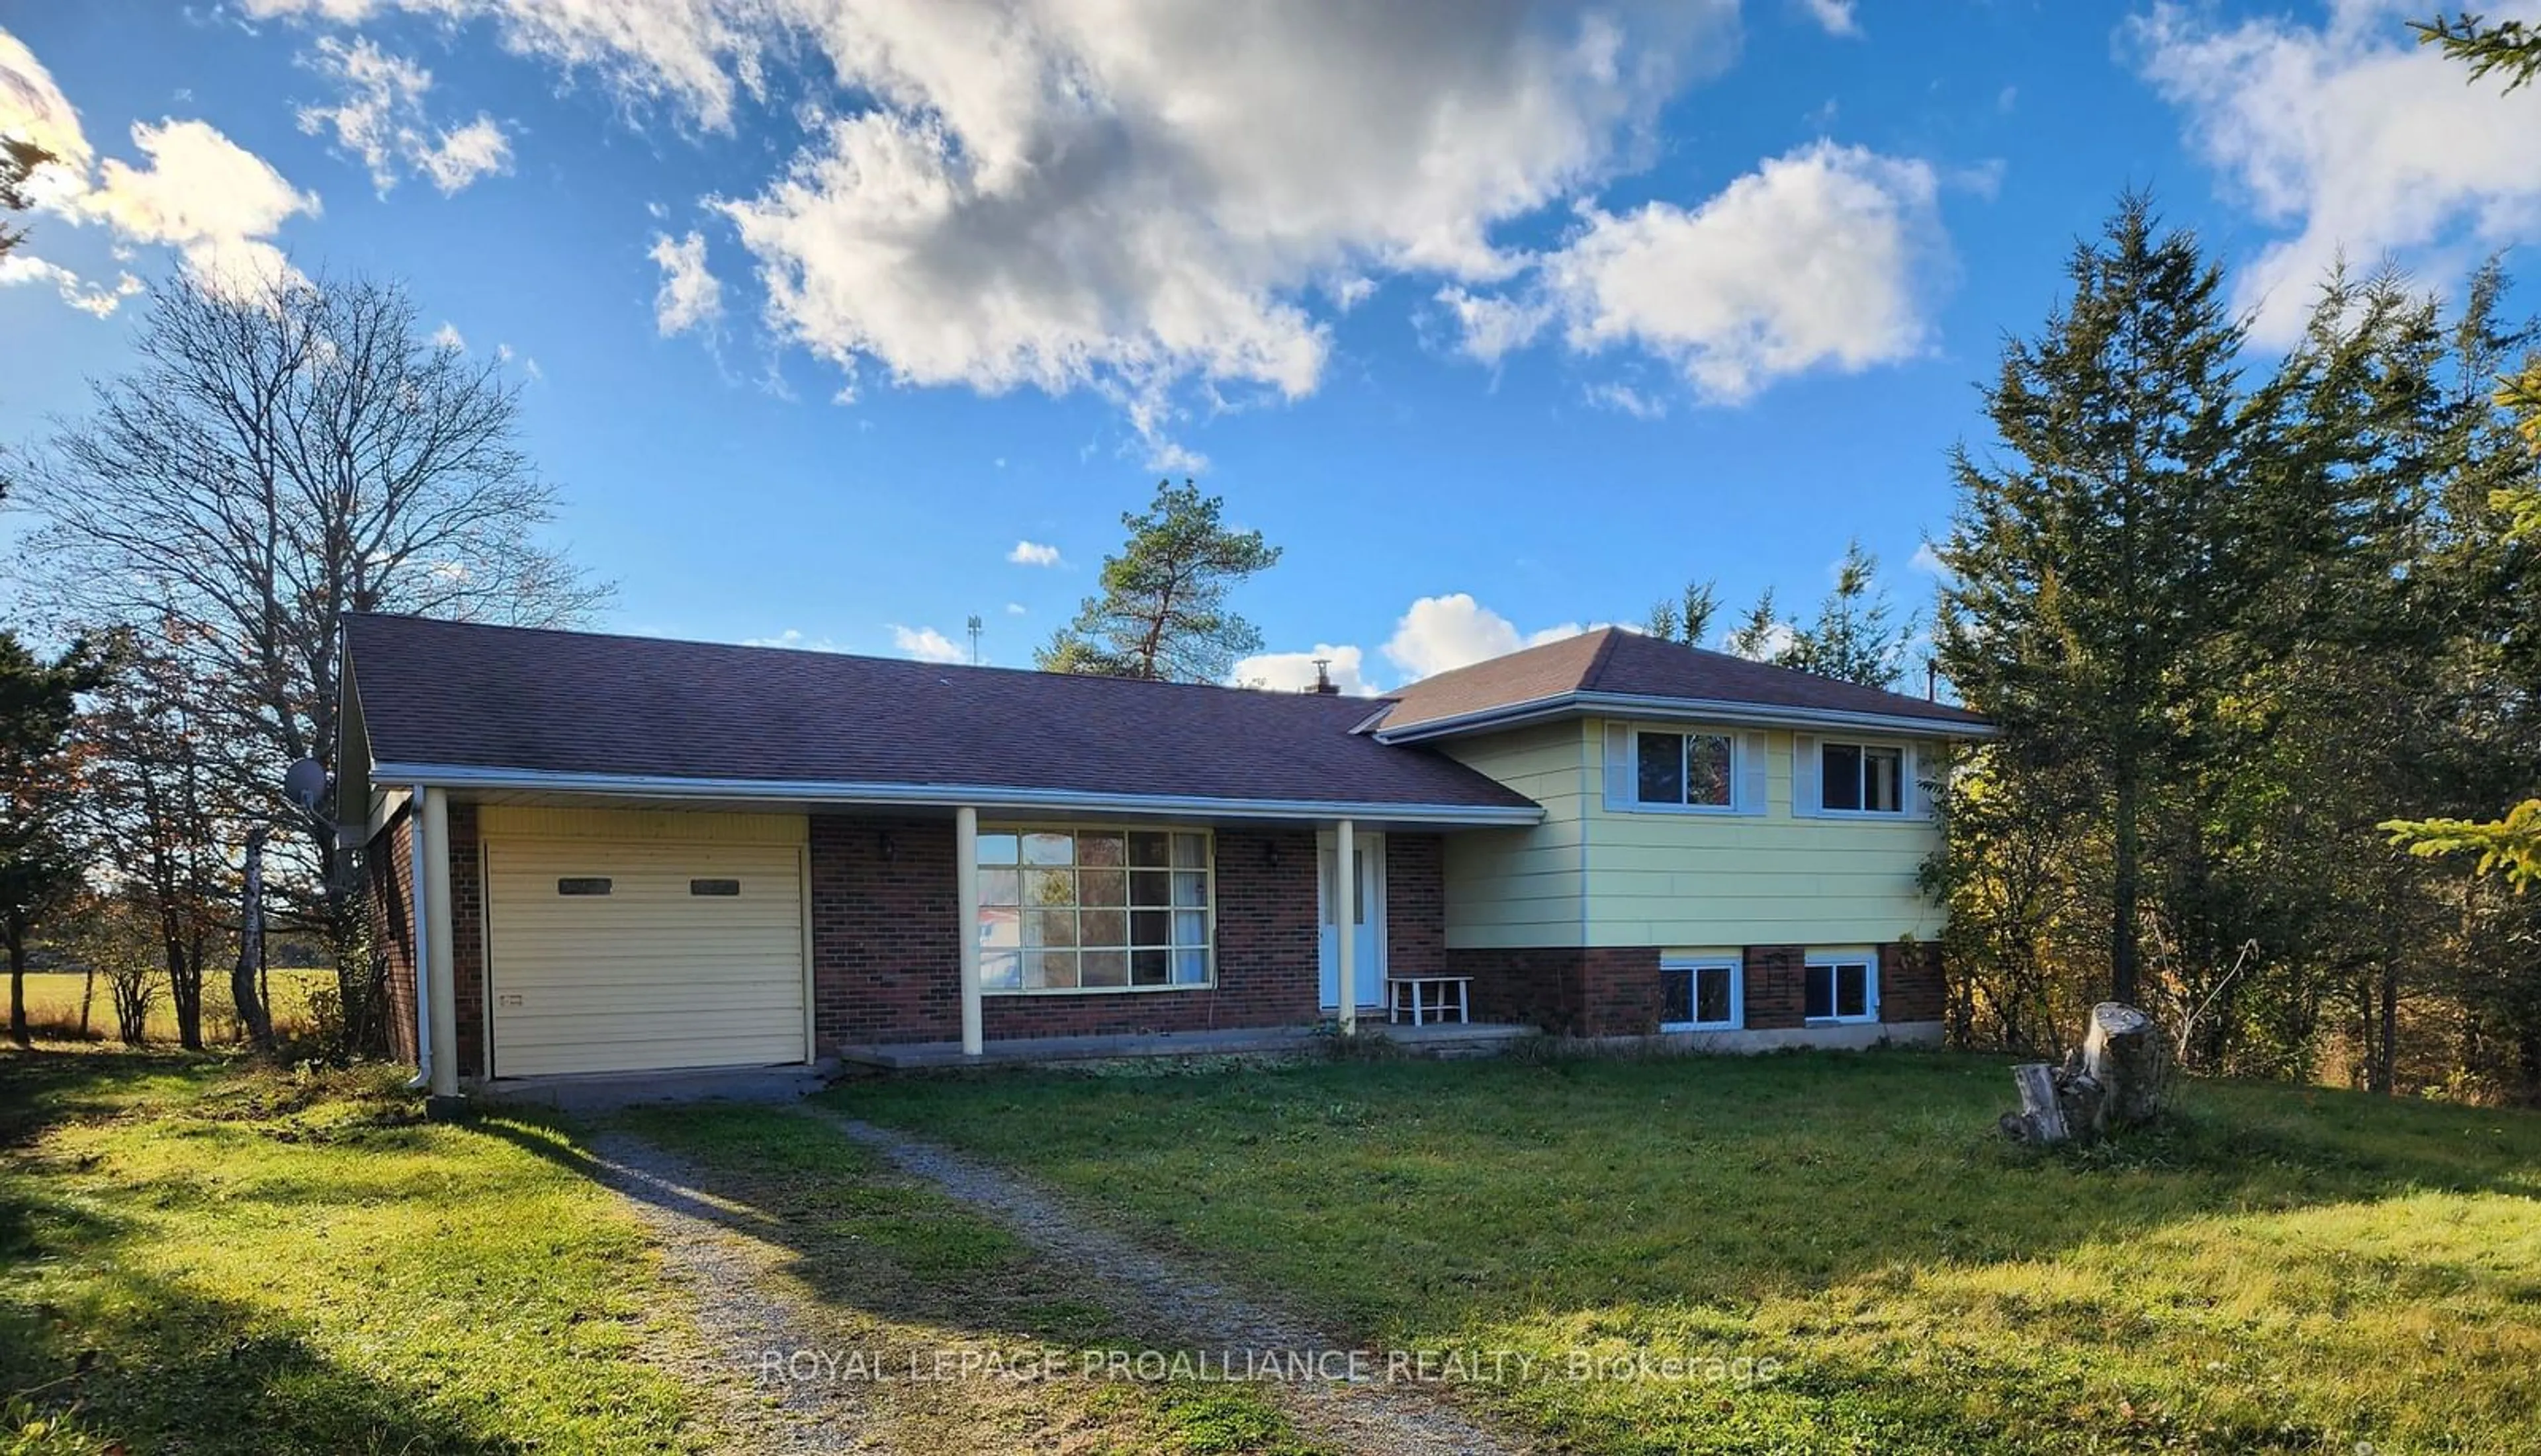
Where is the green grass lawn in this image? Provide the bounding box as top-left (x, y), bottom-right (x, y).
top-left (13, 968), bottom-right (335, 1045)
top-left (1, 1049), bottom-right (1328, 1456)
top-left (833, 1047), bottom-right (2541, 1455)
top-left (0, 1047), bottom-right (711, 1454)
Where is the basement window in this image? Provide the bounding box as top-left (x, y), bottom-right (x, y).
top-left (1660, 957), bottom-right (1741, 1032)
top-left (1803, 952), bottom-right (1878, 1024)
top-left (690, 878), bottom-right (742, 897)
top-left (556, 877), bottom-right (612, 896)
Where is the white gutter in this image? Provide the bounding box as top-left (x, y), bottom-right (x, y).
top-left (402, 785), bottom-right (432, 1092)
top-left (1370, 691), bottom-right (1998, 746)
top-left (364, 762), bottom-right (1546, 828)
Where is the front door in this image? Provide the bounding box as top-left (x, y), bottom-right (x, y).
top-left (1316, 831), bottom-right (1386, 1011)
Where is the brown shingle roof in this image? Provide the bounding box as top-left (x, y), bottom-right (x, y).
top-left (342, 614), bottom-right (1537, 815)
top-left (1370, 626), bottom-right (1988, 737)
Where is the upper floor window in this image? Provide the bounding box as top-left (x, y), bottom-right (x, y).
top-left (1820, 742), bottom-right (1904, 815)
top-left (1636, 730), bottom-right (1734, 810)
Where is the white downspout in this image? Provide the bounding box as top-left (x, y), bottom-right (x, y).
top-left (1336, 818), bottom-right (1357, 1036)
top-left (956, 806), bottom-right (983, 1056)
top-left (403, 787), bottom-right (433, 1090)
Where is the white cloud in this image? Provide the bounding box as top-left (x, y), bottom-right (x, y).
top-left (77, 119), bottom-right (318, 298)
top-left (744, 628), bottom-right (838, 651)
top-left (891, 623), bottom-right (969, 664)
top-left (1382, 593), bottom-right (1591, 681)
top-left (1583, 380), bottom-right (1667, 419)
top-left (237, 0), bottom-right (1743, 451)
top-left (1003, 601), bottom-right (1028, 615)
top-left (430, 320), bottom-right (465, 349)
top-left (1910, 542), bottom-right (1952, 580)
top-left (0, 253), bottom-right (140, 316)
top-left (1449, 142), bottom-right (1945, 404)
top-left (1799, 0), bottom-right (1859, 38)
top-left (296, 36), bottom-right (509, 195)
top-left (0, 27), bottom-right (89, 175)
top-left (1433, 285), bottom-right (1555, 364)
top-left (647, 229), bottom-right (723, 335)
top-left (1006, 539), bottom-right (1062, 568)
top-left (1231, 645), bottom-right (1376, 695)
top-left (3, 27), bottom-right (317, 307)
top-left (2133, 0), bottom-right (2541, 345)
top-left (420, 114), bottom-right (512, 193)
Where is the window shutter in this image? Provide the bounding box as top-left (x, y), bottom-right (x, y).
top-left (1905, 742), bottom-right (1928, 819)
top-left (1736, 730), bottom-right (1768, 815)
top-left (1792, 734), bottom-right (1821, 816)
top-left (1602, 721), bottom-right (1634, 812)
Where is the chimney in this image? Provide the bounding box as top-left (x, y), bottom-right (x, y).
top-left (1309, 657), bottom-right (1339, 695)
top-left (1925, 658), bottom-right (1938, 702)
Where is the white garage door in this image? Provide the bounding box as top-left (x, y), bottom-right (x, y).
top-left (485, 837), bottom-right (807, 1077)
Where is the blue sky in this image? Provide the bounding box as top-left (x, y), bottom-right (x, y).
top-left (3, 1), bottom-right (2537, 691)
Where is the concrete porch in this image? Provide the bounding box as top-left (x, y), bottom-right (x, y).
top-left (838, 1020), bottom-right (1537, 1069)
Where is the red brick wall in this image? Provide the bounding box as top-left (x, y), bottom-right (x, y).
top-left (1879, 940), bottom-right (1945, 1024)
top-left (1384, 834), bottom-right (1445, 979)
top-left (1743, 945), bottom-right (1807, 1030)
top-left (809, 818), bottom-right (1321, 1050)
top-left (809, 816), bottom-right (959, 1049)
top-left (1450, 945), bottom-right (1660, 1036)
top-left (365, 808), bottom-right (418, 1064)
top-left (361, 798), bottom-right (486, 1074)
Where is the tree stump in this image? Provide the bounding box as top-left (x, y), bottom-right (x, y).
top-left (2082, 1002), bottom-right (2168, 1130)
top-left (2001, 1002), bottom-right (2168, 1145)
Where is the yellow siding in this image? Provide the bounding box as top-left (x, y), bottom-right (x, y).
top-left (1582, 720), bottom-right (1944, 947)
top-left (478, 804), bottom-right (808, 845)
top-left (1441, 721), bottom-right (1592, 949)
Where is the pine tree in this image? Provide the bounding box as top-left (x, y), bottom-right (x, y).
top-left (1935, 194), bottom-right (2252, 1006)
top-left (1038, 480), bottom-right (1282, 683)
top-left (1644, 579), bottom-right (1719, 646)
top-left (1785, 540), bottom-right (1910, 689)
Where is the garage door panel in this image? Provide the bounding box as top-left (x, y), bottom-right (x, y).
top-left (486, 835), bottom-right (807, 1078)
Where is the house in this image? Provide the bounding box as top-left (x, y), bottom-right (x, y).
top-left (337, 614), bottom-right (1991, 1093)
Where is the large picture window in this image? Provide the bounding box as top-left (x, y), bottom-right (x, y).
top-left (1803, 952), bottom-right (1877, 1023)
top-left (977, 828), bottom-right (1212, 993)
top-left (1820, 742), bottom-right (1904, 814)
top-left (1661, 957), bottom-right (1741, 1031)
top-left (1636, 730), bottom-right (1735, 810)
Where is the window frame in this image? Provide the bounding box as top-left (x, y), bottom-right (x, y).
top-left (974, 823), bottom-right (1217, 996)
top-left (1627, 727), bottom-right (1742, 816)
top-left (1801, 949), bottom-right (1880, 1025)
top-left (1660, 955), bottom-right (1744, 1033)
top-left (1812, 739), bottom-right (1910, 818)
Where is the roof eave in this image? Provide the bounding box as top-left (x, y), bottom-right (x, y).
top-left (365, 762), bottom-right (1547, 828)
top-left (1371, 691), bottom-right (1997, 744)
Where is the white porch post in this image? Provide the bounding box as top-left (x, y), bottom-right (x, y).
top-left (421, 787), bottom-right (460, 1098)
top-left (1335, 817), bottom-right (1357, 1036)
top-left (956, 806), bottom-right (983, 1056)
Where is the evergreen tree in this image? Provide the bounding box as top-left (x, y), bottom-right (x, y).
top-left (1785, 540), bottom-right (1911, 689)
top-left (1935, 194), bottom-right (2251, 1006)
top-left (1644, 579), bottom-right (1719, 646)
top-left (0, 632), bottom-right (101, 1048)
top-left (1038, 479), bottom-right (1282, 683)
top-left (1721, 588), bottom-right (1785, 662)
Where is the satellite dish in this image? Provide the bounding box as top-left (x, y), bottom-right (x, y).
top-left (283, 759), bottom-right (329, 813)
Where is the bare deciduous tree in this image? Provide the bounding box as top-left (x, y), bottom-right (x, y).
top-left (20, 269), bottom-right (608, 1052)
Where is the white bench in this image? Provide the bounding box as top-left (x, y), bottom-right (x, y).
top-left (1386, 974), bottom-right (1472, 1027)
